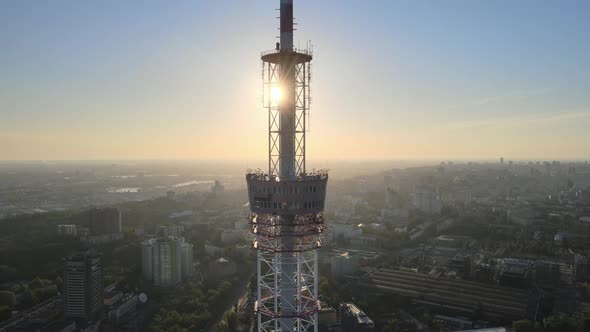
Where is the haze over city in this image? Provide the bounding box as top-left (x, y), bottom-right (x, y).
top-left (2, 0), bottom-right (589, 161)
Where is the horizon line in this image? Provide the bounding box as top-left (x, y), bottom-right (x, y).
top-left (0, 157), bottom-right (588, 163)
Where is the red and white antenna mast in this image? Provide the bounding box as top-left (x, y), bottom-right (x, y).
top-left (246, 1), bottom-right (327, 331)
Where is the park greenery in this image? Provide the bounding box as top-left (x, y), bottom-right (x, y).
top-left (213, 310), bottom-right (239, 332)
top-left (148, 280), bottom-right (236, 332)
top-left (512, 314), bottom-right (590, 332)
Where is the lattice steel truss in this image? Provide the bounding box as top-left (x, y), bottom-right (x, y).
top-left (246, 180), bottom-right (327, 331)
top-left (248, 1), bottom-right (324, 331)
top-left (254, 228), bottom-right (320, 332)
top-left (263, 60), bottom-right (311, 177)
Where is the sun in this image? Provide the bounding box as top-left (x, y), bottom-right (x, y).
top-left (270, 86), bottom-right (282, 103)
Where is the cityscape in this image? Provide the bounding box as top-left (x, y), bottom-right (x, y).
top-left (1, 1), bottom-right (590, 332)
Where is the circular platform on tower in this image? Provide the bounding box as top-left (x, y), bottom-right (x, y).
top-left (261, 49), bottom-right (312, 64)
top-left (246, 171), bottom-right (328, 214)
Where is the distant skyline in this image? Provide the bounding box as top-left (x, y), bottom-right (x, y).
top-left (1, 0), bottom-right (589, 160)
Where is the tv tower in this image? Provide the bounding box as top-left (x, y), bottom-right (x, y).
top-left (246, 0), bottom-right (327, 331)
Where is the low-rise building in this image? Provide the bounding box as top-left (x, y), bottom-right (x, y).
top-left (329, 223), bottom-right (362, 241)
top-left (339, 302), bottom-right (374, 332)
top-left (318, 302), bottom-right (338, 331)
top-left (169, 210), bottom-right (193, 219)
top-left (204, 244), bottom-right (226, 257)
top-left (207, 258), bottom-right (237, 279)
top-left (234, 245), bottom-right (250, 257)
top-left (449, 253), bottom-right (472, 279)
top-left (81, 233), bottom-right (123, 245)
top-left (106, 293), bottom-right (137, 325)
top-left (221, 229), bottom-right (243, 245)
top-left (330, 252), bottom-right (361, 280)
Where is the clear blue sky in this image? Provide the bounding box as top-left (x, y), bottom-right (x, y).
top-left (1, 0), bottom-right (589, 160)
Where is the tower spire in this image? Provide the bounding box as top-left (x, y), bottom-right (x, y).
top-left (280, 0), bottom-right (294, 51)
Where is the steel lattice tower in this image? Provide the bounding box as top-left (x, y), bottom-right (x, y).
top-left (246, 1), bottom-right (327, 331)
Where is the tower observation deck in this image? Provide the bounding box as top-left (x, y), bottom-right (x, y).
top-left (245, 1), bottom-right (327, 331)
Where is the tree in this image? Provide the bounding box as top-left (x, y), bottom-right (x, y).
top-left (0, 305), bottom-right (13, 321)
top-left (21, 289), bottom-right (39, 307)
top-left (30, 277), bottom-right (44, 289)
top-left (220, 310), bottom-right (238, 331)
top-left (512, 319), bottom-right (533, 332)
top-left (0, 266), bottom-right (17, 283)
top-left (0, 291), bottom-right (16, 307)
top-left (543, 314), bottom-right (579, 332)
top-left (381, 319), bottom-right (398, 332)
top-left (55, 276), bottom-right (63, 291)
top-left (213, 320), bottom-right (228, 332)
top-left (35, 286), bottom-right (57, 301)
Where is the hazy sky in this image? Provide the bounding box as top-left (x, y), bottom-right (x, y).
top-left (1, 0), bottom-right (589, 161)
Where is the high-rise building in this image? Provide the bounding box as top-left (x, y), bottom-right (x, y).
top-left (181, 240), bottom-right (193, 278)
top-left (414, 189), bottom-right (442, 214)
top-left (157, 224), bottom-right (184, 237)
top-left (57, 224), bottom-right (77, 236)
top-left (63, 249), bottom-right (104, 322)
top-left (87, 207), bottom-right (122, 235)
top-left (141, 240), bottom-right (154, 281)
top-left (380, 188), bottom-right (409, 223)
top-left (141, 236), bottom-right (192, 287)
top-left (211, 180), bottom-right (225, 196)
top-left (246, 1), bottom-right (328, 330)
top-left (574, 255), bottom-right (589, 282)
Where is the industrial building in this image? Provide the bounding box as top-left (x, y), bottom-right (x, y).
top-left (497, 258), bottom-right (532, 289)
top-left (534, 260), bottom-right (561, 290)
top-left (360, 268), bottom-right (532, 322)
